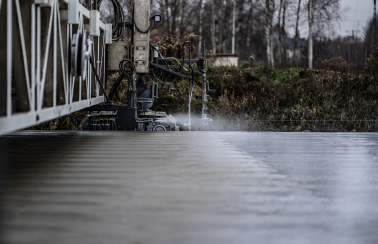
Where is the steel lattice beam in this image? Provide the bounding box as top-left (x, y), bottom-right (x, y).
top-left (0, 0), bottom-right (111, 135)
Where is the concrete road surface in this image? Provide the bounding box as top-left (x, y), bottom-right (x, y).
top-left (1, 131), bottom-right (378, 244)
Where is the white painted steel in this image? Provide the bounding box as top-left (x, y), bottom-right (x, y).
top-left (90, 10), bottom-right (100, 36)
top-left (68, 0), bottom-right (79, 24)
top-left (0, 0), bottom-right (107, 135)
top-left (6, 0), bottom-right (12, 118)
top-left (105, 24), bottom-right (112, 44)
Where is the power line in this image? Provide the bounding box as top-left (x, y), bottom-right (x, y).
top-left (353, 0), bottom-right (359, 30)
top-left (346, 30), bottom-right (360, 39)
top-left (354, 10), bottom-right (372, 13)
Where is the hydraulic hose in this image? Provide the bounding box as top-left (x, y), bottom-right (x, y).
top-left (94, 0), bottom-right (125, 41)
top-left (89, 56), bottom-right (110, 102)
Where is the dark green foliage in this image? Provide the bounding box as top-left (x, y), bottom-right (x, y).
top-left (151, 58), bottom-right (378, 132)
top-left (241, 61), bottom-right (249, 69)
top-left (365, 47), bottom-right (378, 81)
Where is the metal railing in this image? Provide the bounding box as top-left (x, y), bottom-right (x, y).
top-left (0, 0), bottom-right (110, 135)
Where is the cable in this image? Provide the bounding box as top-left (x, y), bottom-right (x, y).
top-left (149, 44), bottom-right (185, 85)
top-left (150, 44), bottom-right (171, 69)
top-left (107, 59), bottom-right (135, 102)
top-left (89, 56), bottom-right (111, 102)
top-left (166, 57), bottom-right (196, 72)
top-left (119, 59), bottom-right (135, 76)
top-left (95, 0), bottom-right (125, 41)
top-left (135, 20), bottom-right (153, 34)
top-left (130, 0), bottom-right (153, 34)
top-left (151, 69), bottom-right (181, 85)
top-left (108, 73), bottom-right (124, 101)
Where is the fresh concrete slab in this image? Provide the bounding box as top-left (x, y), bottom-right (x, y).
top-left (1, 131), bottom-right (378, 244)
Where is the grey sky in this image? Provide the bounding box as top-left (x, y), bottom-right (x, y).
top-left (339, 0), bottom-right (375, 37)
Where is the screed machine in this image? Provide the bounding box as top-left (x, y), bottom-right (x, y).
top-left (77, 0), bottom-right (212, 131)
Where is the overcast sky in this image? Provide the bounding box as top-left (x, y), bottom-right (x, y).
top-left (338, 0), bottom-right (375, 37)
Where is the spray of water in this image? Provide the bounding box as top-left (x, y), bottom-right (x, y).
top-left (170, 113), bottom-right (268, 131)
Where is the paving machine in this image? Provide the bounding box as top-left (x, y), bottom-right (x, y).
top-left (76, 0), bottom-right (212, 131)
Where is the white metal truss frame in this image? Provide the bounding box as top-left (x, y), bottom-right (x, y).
top-left (0, 0), bottom-right (109, 135)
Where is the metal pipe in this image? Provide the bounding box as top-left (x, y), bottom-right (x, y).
top-left (153, 45), bottom-right (159, 64)
top-left (149, 62), bottom-right (190, 79)
top-left (189, 45), bottom-right (192, 131)
top-left (183, 41), bottom-right (192, 131)
top-left (201, 41), bottom-right (208, 126)
top-left (133, 73), bottom-right (137, 122)
top-left (132, 73), bottom-right (150, 125)
top-left (188, 95), bottom-right (191, 131)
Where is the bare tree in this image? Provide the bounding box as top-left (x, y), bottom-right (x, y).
top-left (211, 0), bottom-right (217, 54)
top-left (150, 0), bottom-right (343, 67)
top-left (293, 0), bottom-right (302, 66)
top-left (363, 17), bottom-right (378, 59)
top-left (164, 0), bottom-right (171, 33)
top-left (281, 0), bottom-right (288, 65)
top-left (179, 0), bottom-right (187, 39)
top-left (307, 0), bottom-right (341, 69)
top-left (232, 0), bottom-right (236, 54)
top-left (198, 0), bottom-right (204, 52)
top-left (277, 0), bottom-right (284, 64)
top-left (264, 0), bottom-right (275, 67)
top-left (308, 0), bottom-right (314, 69)
top-left (246, 0), bottom-right (254, 55)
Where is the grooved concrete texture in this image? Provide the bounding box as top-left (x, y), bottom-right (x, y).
top-left (1, 131), bottom-right (378, 244)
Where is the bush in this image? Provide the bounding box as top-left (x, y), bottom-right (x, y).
top-left (241, 61), bottom-right (249, 69)
top-left (365, 46), bottom-right (378, 80)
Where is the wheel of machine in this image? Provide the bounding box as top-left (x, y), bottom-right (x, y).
top-left (70, 30), bottom-right (89, 80)
top-left (70, 30), bottom-right (82, 77)
top-left (81, 30), bottom-right (88, 81)
top-left (152, 124), bottom-right (167, 131)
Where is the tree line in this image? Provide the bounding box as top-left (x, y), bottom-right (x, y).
top-left (92, 0), bottom-right (378, 69)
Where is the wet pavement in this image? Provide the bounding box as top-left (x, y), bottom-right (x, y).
top-left (1, 131), bottom-right (378, 244)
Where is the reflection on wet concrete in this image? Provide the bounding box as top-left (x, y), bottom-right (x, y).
top-left (0, 131), bottom-right (378, 244)
top-left (0, 137), bottom-right (7, 241)
top-left (220, 132), bottom-right (378, 243)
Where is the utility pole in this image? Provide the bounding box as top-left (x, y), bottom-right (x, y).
top-left (346, 30), bottom-right (360, 64)
top-left (346, 30), bottom-right (360, 40)
top-left (374, 0), bottom-right (376, 45)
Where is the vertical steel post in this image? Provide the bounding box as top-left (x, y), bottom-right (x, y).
top-left (31, 3), bottom-right (35, 111)
top-left (53, 4), bottom-right (57, 107)
top-left (6, 0), bottom-right (12, 116)
top-left (201, 41), bottom-right (208, 126)
top-left (37, 6), bottom-right (41, 111)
